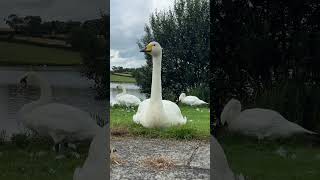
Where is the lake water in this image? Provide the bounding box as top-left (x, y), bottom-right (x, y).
top-left (110, 82), bottom-right (146, 104)
top-left (0, 67), bottom-right (107, 138)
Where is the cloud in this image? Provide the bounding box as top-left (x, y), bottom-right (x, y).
top-left (110, 49), bottom-right (146, 69)
top-left (110, 0), bottom-right (174, 68)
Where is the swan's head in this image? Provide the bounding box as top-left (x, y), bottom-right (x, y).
top-left (140, 41), bottom-right (162, 57)
top-left (18, 71), bottom-right (39, 88)
top-left (220, 98), bottom-right (241, 125)
top-left (179, 93), bottom-right (186, 101)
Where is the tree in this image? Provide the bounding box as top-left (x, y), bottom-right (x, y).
top-left (4, 14), bottom-right (24, 37)
top-left (137, 0), bottom-right (210, 101)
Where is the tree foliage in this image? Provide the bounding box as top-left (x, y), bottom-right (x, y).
top-left (211, 0), bottom-right (320, 132)
top-left (136, 0), bottom-right (210, 101)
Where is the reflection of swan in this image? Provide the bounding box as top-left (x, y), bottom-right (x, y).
top-left (114, 85), bottom-right (141, 106)
top-left (17, 72), bottom-right (101, 151)
top-left (179, 93), bottom-right (208, 106)
top-left (73, 126), bottom-right (108, 180)
top-left (221, 98), bottom-right (317, 139)
top-left (133, 42), bottom-right (187, 128)
top-left (212, 136), bottom-right (244, 180)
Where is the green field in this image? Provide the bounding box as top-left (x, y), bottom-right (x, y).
top-left (0, 41), bottom-right (82, 65)
top-left (0, 137), bottom-right (89, 180)
top-left (218, 135), bottom-right (320, 180)
top-left (110, 73), bottom-right (136, 83)
top-left (111, 105), bottom-right (210, 140)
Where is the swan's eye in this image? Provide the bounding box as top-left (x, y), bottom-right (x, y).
top-left (153, 44), bottom-right (156, 46)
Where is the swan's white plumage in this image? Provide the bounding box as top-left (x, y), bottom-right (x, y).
top-left (133, 42), bottom-right (187, 128)
top-left (114, 85), bottom-right (141, 106)
top-left (17, 72), bottom-right (100, 145)
top-left (221, 98), bottom-right (317, 139)
top-left (73, 126), bottom-right (108, 180)
top-left (179, 93), bottom-right (208, 106)
top-left (212, 136), bottom-right (244, 180)
top-left (133, 99), bottom-right (186, 128)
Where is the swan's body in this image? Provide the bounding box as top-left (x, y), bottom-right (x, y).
top-left (17, 72), bottom-right (100, 148)
top-left (133, 42), bottom-right (186, 128)
top-left (221, 99), bottom-right (317, 139)
top-left (212, 136), bottom-right (244, 180)
top-left (115, 85), bottom-right (141, 106)
top-left (73, 126), bottom-right (108, 180)
top-left (179, 93), bottom-right (208, 106)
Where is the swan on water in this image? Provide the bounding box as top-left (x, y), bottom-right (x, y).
top-left (221, 98), bottom-right (317, 139)
top-left (133, 42), bottom-right (187, 128)
top-left (17, 71), bottom-right (101, 151)
top-left (73, 126), bottom-right (108, 180)
top-left (179, 93), bottom-right (208, 106)
top-left (114, 85), bottom-right (141, 106)
top-left (212, 136), bottom-right (244, 180)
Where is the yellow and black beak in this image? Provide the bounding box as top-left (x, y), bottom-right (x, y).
top-left (140, 44), bottom-right (152, 54)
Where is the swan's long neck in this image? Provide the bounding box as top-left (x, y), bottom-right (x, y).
top-left (122, 86), bottom-right (126, 94)
top-left (19, 75), bottom-right (52, 116)
top-left (150, 54), bottom-right (162, 103)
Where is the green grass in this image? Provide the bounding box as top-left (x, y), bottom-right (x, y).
top-left (218, 134), bottom-right (320, 180)
top-left (110, 73), bottom-right (136, 83)
top-left (0, 41), bottom-right (82, 65)
top-left (110, 105), bottom-right (210, 140)
top-left (0, 138), bottom-right (89, 180)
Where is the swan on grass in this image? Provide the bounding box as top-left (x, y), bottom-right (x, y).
top-left (212, 136), bottom-right (245, 180)
top-left (221, 98), bottom-right (317, 139)
top-left (133, 42), bottom-right (187, 128)
top-left (73, 126), bottom-right (108, 180)
top-left (179, 93), bottom-right (208, 106)
top-left (114, 85), bottom-right (141, 106)
top-left (17, 72), bottom-right (101, 151)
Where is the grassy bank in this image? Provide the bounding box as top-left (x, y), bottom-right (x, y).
top-left (0, 41), bottom-right (81, 65)
top-left (0, 138), bottom-right (89, 180)
top-left (110, 73), bottom-right (136, 83)
top-left (218, 135), bottom-right (320, 180)
top-left (110, 105), bottom-right (210, 140)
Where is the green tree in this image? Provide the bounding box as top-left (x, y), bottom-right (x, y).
top-left (136, 0), bottom-right (210, 101)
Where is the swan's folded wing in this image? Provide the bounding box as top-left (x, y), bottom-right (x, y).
top-left (27, 103), bottom-right (98, 132)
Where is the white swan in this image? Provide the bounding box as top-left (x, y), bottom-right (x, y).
top-left (17, 72), bottom-right (101, 151)
top-left (114, 85), bottom-right (141, 106)
top-left (221, 98), bottom-right (317, 139)
top-left (133, 42), bottom-right (187, 128)
top-left (73, 126), bottom-right (108, 180)
top-left (212, 136), bottom-right (245, 180)
top-left (179, 93), bottom-right (208, 106)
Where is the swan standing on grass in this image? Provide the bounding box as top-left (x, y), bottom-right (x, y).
top-left (73, 126), bottom-right (108, 180)
top-left (221, 98), bottom-right (317, 139)
top-left (114, 85), bottom-right (141, 106)
top-left (17, 72), bottom-right (101, 152)
top-left (179, 93), bottom-right (208, 106)
top-left (133, 42), bottom-right (187, 128)
top-left (212, 136), bottom-right (245, 180)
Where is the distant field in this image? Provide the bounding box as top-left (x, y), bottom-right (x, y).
top-left (111, 73), bottom-right (136, 83)
top-left (0, 41), bottom-right (81, 65)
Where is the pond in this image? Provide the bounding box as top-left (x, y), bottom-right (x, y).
top-left (110, 82), bottom-right (146, 105)
top-left (0, 66), bottom-right (107, 138)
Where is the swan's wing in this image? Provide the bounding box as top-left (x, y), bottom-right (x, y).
top-left (184, 96), bottom-right (207, 105)
top-left (26, 103), bottom-right (98, 134)
top-left (133, 99), bottom-right (150, 124)
top-left (162, 100), bottom-right (187, 125)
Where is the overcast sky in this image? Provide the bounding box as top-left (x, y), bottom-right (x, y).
top-left (0, 0), bottom-right (108, 27)
top-left (110, 0), bottom-right (174, 69)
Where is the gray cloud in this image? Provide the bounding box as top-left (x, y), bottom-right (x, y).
top-left (110, 0), bottom-right (173, 68)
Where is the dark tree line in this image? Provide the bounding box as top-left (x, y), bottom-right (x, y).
top-left (136, 0), bottom-right (210, 102)
top-left (211, 0), bottom-right (320, 135)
